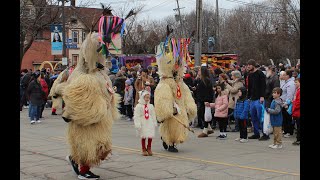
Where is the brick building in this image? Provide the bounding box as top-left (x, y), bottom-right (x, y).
top-left (21, 0), bottom-right (122, 70)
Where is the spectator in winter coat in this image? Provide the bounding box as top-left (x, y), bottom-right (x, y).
top-left (247, 59), bottom-right (266, 140)
top-left (281, 69), bottom-right (296, 138)
top-left (39, 73), bottom-right (49, 118)
top-left (266, 87), bottom-right (283, 149)
top-left (195, 66), bottom-right (214, 130)
top-left (20, 69), bottom-right (32, 110)
top-left (234, 86), bottom-right (250, 143)
top-left (113, 73), bottom-right (127, 115)
top-left (224, 70), bottom-right (244, 132)
top-left (134, 68), bottom-right (155, 107)
top-left (260, 65), bottom-right (280, 141)
top-left (26, 72), bottom-right (45, 124)
top-left (292, 78), bottom-right (300, 145)
top-left (205, 83), bottom-right (229, 139)
top-left (124, 79), bottom-right (134, 121)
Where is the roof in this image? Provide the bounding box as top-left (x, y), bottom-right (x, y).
top-left (65, 7), bottom-right (103, 31)
top-left (46, 5), bottom-right (103, 31)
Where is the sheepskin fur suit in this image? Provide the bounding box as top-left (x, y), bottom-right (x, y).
top-left (62, 32), bottom-right (121, 166)
top-left (134, 90), bottom-right (157, 139)
top-left (154, 43), bottom-right (197, 147)
top-left (48, 69), bottom-right (69, 110)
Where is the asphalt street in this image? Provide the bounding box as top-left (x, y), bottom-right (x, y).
top-left (20, 108), bottom-right (300, 180)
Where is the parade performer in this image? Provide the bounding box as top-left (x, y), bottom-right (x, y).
top-left (62, 4), bottom-right (136, 179)
top-left (133, 90), bottom-right (157, 156)
top-left (63, 31), bottom-right (121, 179)
top-left (154, 29), bottom-right (197, 152)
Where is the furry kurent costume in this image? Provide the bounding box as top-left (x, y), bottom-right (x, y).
top-left (133, 90), bottom-right (157, 156)
top-left (62, 3), bottom-right (137, 177)
top-left (154, 40), bottom-right (197, 152)
top-left (62, 31), bottom-right (121, 179)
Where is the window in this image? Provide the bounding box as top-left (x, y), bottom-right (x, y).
top-left (82, 32), bottom-right (86, 42)
top-left (72, 54), bottom-right (78, 65)
top-left (72, 31), bottom-right (79, 44)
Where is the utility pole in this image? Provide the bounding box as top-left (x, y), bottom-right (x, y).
top-left (174, 0), bottom-right (185, 37)
top-left (195, 0), bottom-right (202, 66)
top-left (216, 0), bottom-right (221, 51)
top-left (59, 0), bottom-right (68, 67)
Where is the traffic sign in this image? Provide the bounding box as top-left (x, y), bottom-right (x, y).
top-left (66, 44), bottom-right (77, 49)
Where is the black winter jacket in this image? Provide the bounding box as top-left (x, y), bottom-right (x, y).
top-left (26, 80), bottom-right (45, 106)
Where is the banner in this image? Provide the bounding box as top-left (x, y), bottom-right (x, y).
top-left (51, 25), bottom-right (63, 55)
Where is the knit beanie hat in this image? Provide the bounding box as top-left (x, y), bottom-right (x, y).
top-left (125, 79), bottom-right (132, 85)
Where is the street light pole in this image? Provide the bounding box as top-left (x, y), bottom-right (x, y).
top-left (62, 0), bottom-right (66, 58)
top-left (59, 0), bottom-right (68, 67)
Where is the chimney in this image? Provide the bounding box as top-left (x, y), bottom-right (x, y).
top-left (71, 0), bottom-right (76, 7)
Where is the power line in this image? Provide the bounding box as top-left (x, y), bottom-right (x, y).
top-left (225, 0), bottom-right (279, 10)
top-left (183, 0), bottom-right (284, 14)
top-left (140, 0), bottom-right (173, 13)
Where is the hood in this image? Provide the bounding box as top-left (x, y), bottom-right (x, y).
top-left (138, 90), bottom-right (150, 104)
top-left (274, 98), bottom-right (283, 105)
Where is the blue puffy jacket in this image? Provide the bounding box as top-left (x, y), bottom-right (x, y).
top-left (234, 99), bottom-right (249, 120)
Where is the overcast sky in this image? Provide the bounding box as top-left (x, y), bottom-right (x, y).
top-left (73, 0), bottom-right (273, 20)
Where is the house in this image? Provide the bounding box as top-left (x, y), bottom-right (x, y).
top-left (21, 0), bottom-right (122, 70)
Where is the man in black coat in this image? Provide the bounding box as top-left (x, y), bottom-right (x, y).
top-left (247, 59), bottom-right (266, 139)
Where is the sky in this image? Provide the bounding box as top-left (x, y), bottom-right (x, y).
top-left (72, 0), bottom-right (278, 20)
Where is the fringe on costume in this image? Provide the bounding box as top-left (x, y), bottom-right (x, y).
top-left (63, 73), bottom-right (120, 166)
top-left (63, 74), bottom-right (119, 126)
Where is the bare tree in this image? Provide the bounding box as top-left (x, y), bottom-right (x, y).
top-left (20, 0), bottom-right (61, 67)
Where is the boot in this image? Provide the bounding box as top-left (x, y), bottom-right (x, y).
top-left (198, 128), bottom-right (209, 138)
top-left (168, 144), bottom-right (178, 152)
top-left (141, 138), bottom-right (147, 156)
top-left (147, 138), bottom-right (153, 156)
top-left (161, 137), bottom-right (168, 150)
top-left (147, 147), bottom-right (153, 156)
top-left (142, 148), bottom-right (148, 156)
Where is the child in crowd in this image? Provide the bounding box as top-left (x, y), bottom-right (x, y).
top-left (292, 78), bottom-right (300, 145)
top-left (205, 83), bottom-right (229, 139)
top-left (124, 79), bottom-right (134, 121)
top-left (266, 87), bottom-right (283, 149)
top-left (234, 87), bottom-right (250, 143)
top-left (133, 90), bottom-right (157, 156)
